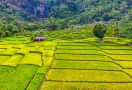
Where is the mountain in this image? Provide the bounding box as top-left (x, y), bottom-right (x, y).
top-left (0, 0), bottom-right (132, 39)
top-left (0, 0), bottom-right (49, 20)
top-left (1, 0), bottom-right (132, 22)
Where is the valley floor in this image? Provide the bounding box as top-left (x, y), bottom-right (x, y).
top-left (0, 37), bottom-right (132, 90)
top-left (41, 40), bottom-right (132, 90)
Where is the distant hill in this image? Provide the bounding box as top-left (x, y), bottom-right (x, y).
top-left (0, 0), bottom-right (132, 22)
top-left (0, 0), bottom-right (132, 40)
top-left (0, 0), bottom-right (48, 20)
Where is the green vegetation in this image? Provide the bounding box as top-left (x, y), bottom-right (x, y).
top-left (0, 66), bottom-right (15, 79)
top-left (99, 46), bottom-right (132, 50)
top-left (26, 73), bottom-right (44, 90)
top-left (93, 23), bottom-right (107, 42)
top-left (109, 55), bottom-right (132, 60)
top-left (52, 60), bottom-right (122, 70)
top-left (0, 56), bottom-right (10, 64)
top-left (123, 69), bottom-right (132, 77)
top-left (0, 65), bottom-right (39, 90)
top-left (57, 45), bottom-right (99, 50)
top-left (0, 0), bottom-right (132, 89)
top-left (0, 36), bottom-right (132, 89)
top-left (1, 54), bottom-right (23, 67)
top-left (41, 40), bottom-right (132, 90)
top-left (47, 69), bottom-right (132, 82)
top-left (56, 50), bottom-right (105, 55)
top-left (19, 53), bottom-right (42, 66)
top-left (2, 48), bottom-right (19, 55)
top-left (55, 54), bottom-right (112, 61)
top-left (59, 42), bottom-right (94, 46)
top-left (114, 61), bottom-right (132, 69)
top-left (103, 50), bottom-right (132, 54)
top-left (0, 36), bottom-right (58, 90)
top-left (42, 82), bottom-right (132, 90)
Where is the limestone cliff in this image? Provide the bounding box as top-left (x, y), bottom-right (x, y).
top-left (1, 0), bottom-right (49, 18)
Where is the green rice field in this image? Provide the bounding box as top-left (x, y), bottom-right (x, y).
top-left (0, 36), bottom-right (132, 90)
top-left (0, 36), bottom-right (57, 90)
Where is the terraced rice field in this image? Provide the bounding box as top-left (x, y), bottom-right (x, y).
top-left (0, 36), bottom-right (57, 90)
top-left (0, 36), bottom-right (132, 90)
top-left (41, 40), bottom-right (132, 90)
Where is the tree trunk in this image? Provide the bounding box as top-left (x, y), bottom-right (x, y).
top-left (100, 38), bottom-right (104, 42)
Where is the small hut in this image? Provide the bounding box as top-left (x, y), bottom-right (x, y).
top-left (34, 36), bottom-right (46, 42)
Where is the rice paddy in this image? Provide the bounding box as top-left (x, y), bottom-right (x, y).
top-left (0, 36), bottom-right (57, 90)
top-left (41, 41), bottom-right (132, 90)
top-left (0, 36), bottom-right (132, 90)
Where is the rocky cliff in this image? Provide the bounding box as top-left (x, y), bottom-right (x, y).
top-left (1, 0), bottom-right (49, 18)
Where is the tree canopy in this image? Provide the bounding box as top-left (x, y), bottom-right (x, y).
top-left (93, 23), bottom-right (107, 42)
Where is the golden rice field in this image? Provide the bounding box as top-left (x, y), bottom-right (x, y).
top-left (0, 36), bottom-right (132, 90)
top-left (41, 40), bottom-right (132, 90)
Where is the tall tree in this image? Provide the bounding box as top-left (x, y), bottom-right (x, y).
top-left (93, 23), bottom-right (107, 42)
top-left (114, 21), bottom-right (119, 38)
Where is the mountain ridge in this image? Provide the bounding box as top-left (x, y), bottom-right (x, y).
top-left (1, 0), bottom-right (132, 22)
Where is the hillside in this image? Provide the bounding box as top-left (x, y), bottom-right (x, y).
top-left (0, 0), bottom-right (132, 40)
top-left (0, 0), bottom-right (132, 21)
top-left (0, 0), bottom-right (48, 20)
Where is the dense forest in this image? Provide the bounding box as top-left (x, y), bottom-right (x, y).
top-left (0, 0), bottom-right (132, 39)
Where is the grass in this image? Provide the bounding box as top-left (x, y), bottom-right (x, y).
top-left (0, 65), bottom-right (39, 90)
top-left (36, 46), bottom-right (44, 51)
top-left (59, 42), bottom-right (94, 46)
top-left (0, 45), bottom-right (8, 49)
top-left (0, 55), bottom-right (10, 64)
top-left (123, 69), bottom-right (132, 77)
top-left (43, 50), bottom-right (54, 57)
top-left (37, 66), bottom-right (49, 74)
top-left (51, 60), bottom-right (122, 70)
top-left (114, 61), bottom-right (132, 68)
top-left (43, 42), bottom-right (57, 47)
top-left (44, 46), bottom-right (55, 50)
top-left (16, 49), bottom-right (30, 54)
top-left (0, 66), bottom-right (15, 79)
top-left (1, 54), bottom-right (23, 67)
top-left (56, 50), bottom-right (105, 55)
top-left (47, 69), bottom-right (132, 82)
top-left (0, 49), bottom-right (6, 53)
top-left (55, 54), bottom-right (112, 61)
top-left (57, 46), bottom-right (99, 50)
top-left (0, 35), bottom-right (132, 90)
top-left (26, 73), bottom-right (44, 90)
top-left (19, 53), bottom-right (42, 66)
top-left (92, 41), bottom-right (117, 46)
top-left (43, 56), bottom-right (53, 66)
top-left (109, 55), bottom-right (132, 61)
top-left (42, 81), bottom-right (132, 90)
top-left (2, 48), bottom-right (19, 55)
top-left (99, 46), bottom-right (132, 50)
top-left (103, 50), bottom-right (132, 54)
top-left (0, 36), bottom-right (30, 44)
top-left (11, 44), bottom-right (26, 49)
top-left (16, 46), bottom-right (38, 54)
top-left (42, 28), bottom-right (94, 40)
top-left (0, 36), bottom-right (56, 89)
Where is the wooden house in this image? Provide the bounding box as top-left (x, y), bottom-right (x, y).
top-left (34, 36), bottom-right (46, 42)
